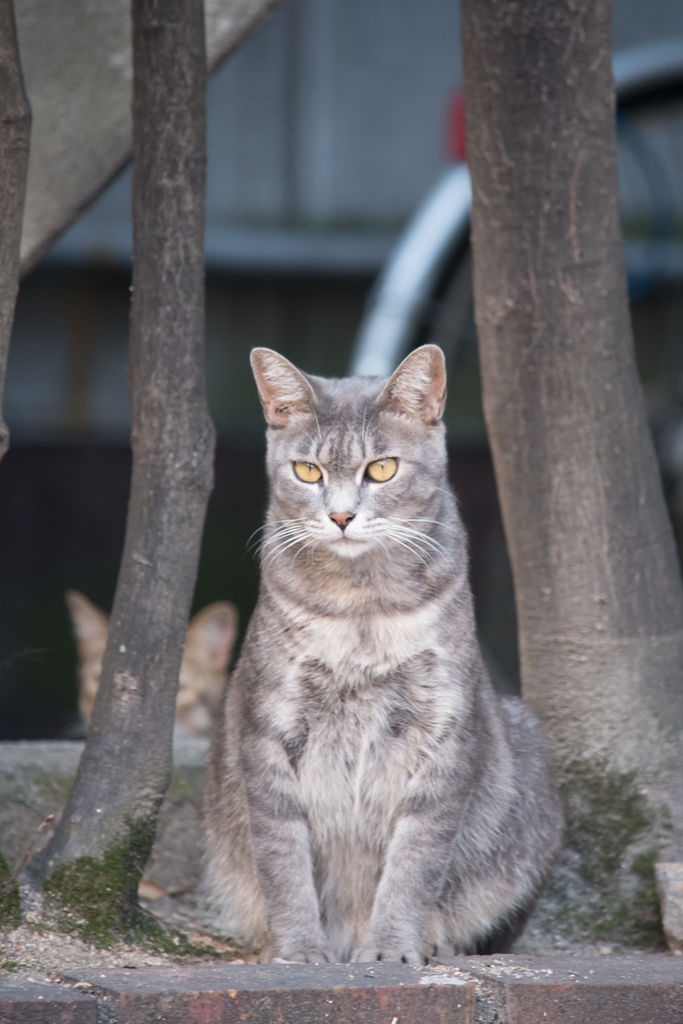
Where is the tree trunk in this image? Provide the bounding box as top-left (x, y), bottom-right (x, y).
top-left (0, 0), bottom-right (31, 462)
top-left (462, 0), bottom-right (683, 946)
top-left (26, 0), bottom-right (215, 942)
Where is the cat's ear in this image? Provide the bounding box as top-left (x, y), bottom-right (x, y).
top-left (378, 345), bottom-right (447, 425)
top-left (66, 590), bottom-right (110, 727)
top-left (250, 348), bottom-right (315, 427)
top-left (66, 590), bottom-right (109, 653)
top-left (185, 601), bottom-right (238, 675)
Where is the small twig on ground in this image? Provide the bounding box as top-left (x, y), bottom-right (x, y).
top-left (10, 813), bottom-right (56, 882)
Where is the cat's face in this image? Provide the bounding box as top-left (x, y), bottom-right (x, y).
top-left (251, 346), bottom-right (450, 564)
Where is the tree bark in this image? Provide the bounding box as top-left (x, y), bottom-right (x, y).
top-left (27, 0), bottom-right (215, 936)
top-left (0, 0), bottom-right (31, 462)
top-left (462, 0), bottom-right (683, 944)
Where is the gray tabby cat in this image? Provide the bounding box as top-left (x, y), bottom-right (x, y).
top-left (204, 344), bottom-right (562, 964)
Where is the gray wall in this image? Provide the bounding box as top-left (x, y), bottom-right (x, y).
top-left (614, 0), bottom-right (683, 50)
top-left (50, 0), bottom-right (462, 271)
top-left (45, 0), bottom-right (683, 272)
top-left (207, 0), bottom-right (461, 228)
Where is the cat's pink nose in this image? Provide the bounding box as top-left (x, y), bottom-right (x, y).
top-left (329, 512), bottom-right (355, 530)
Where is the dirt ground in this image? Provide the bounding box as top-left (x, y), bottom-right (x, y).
top-left (1, 890), bottom-right (665, 982)
top-left (0, 882), bottom-right (257, 979)
top-left (0, 919), bottom-right (259, 981)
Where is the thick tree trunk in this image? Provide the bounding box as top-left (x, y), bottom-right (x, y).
top-left (462, 0), bottom-right (683, 945)
top-left (26, 0), bottom-right (215, 939)
top-left (0, 0), bottom-right (31, 462)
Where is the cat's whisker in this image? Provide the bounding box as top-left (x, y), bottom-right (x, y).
top-left (386, 528), bottom-right (443, 566)
top-left (374, 535), bottom-right (398, 567)
top-left (247, 519), bottom-right (309, 553)
top-left (434, 485), bottom-right (458, 503)
top-left (385, 522), bottom-right (452, 560)
top-left (310, 406), bottom-right (323, 442)
top-left (389, 516), bottom-right (459, 534)
top-left (401, 537), bottom-right (448, 565)
top-left (261, 528), bottom-right (313, 565)
top-left (300, 537), bottom-right (323, 566)
top-left (403, 533), bottom-right (450, 560)
top-left (246, 527), bottom-right (270, 553)
top-left (395, 540), bottom-right (431, 568)
top-left (259, 524), bottom-right (313, 548)
top-left (260, 525), bottom-right (308, 547)
top-left (264, 535), bottom-right (311, 566)
top-left (383, 521), bottom-right (438, 547)
top-left (360, 401), bottom-right (382, 446)
top-left (260, 527), bottom-right (308, 553)
top-left (258, 529), bottom-right (310, 561)
top-left (257, 532), bottom-right (304, 557)
top-left (297, 429), bottom-right (317, 446)
top-left (386, 516), bottom-right (450, 540)
top-left (290, 536), bottom-right (319, 566)
top-left (384, 530), bottom-right (431, 567)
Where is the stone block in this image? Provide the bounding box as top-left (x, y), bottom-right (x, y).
top-left (0, 975), bottom-right (95, 1024)
top-left (20, 951), bottom-right (683, 1023)
top-left (656, 862), bottom-right (683, 953)
top-left (449, 953), bottom-right (683, 1024)
top-left (61, 962), bottom-right (475, 1024)
top-left (0, 738), bottom-right (209, 894)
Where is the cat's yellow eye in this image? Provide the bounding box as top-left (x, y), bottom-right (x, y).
top-left (294, 461), bottom-right (322, 483)
top-left (366, 457), bottom-right (398, 482)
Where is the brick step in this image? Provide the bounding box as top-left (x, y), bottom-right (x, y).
top-left (59, 962), bottom-right (474, 1024)
top-left (0, 976), bottom-right (96, 1023)
top-left (3, 954), bottom-right (683, 1023)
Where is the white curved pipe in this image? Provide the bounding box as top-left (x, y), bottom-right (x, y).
top-left (349, 164), bottom-right (471, 378)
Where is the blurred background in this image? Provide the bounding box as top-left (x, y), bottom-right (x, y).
top-left (2, 0), bottom-right (683, 738)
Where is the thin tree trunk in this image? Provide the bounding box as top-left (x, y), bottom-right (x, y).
top-left (27, 0), bottom-right (215, 936)
top-left (462, 0), bottom-right (683, 945)
top-left (0, 0), bottom-right (30, 918)
top-left (0, 0), bottom-right (31, 462)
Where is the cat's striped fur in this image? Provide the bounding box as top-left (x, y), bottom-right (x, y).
top-left (203, 345), bottom-right (562, 963)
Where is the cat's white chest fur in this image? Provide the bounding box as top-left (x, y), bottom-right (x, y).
top-left (271, 594), bottom-right (464, 873)
top-left (276, 585), bottom-right (459, 680)
top-left (286, 636), bottom-right (458, 960)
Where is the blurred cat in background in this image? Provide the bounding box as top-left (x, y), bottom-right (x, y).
top-left (66, 590), bottom-right (237, 738)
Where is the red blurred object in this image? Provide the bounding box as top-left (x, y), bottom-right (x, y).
top-left (446, 89), bottom-right (467, 162)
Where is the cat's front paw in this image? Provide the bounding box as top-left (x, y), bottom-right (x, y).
top-left (353, 935), bottom-right (421, 966)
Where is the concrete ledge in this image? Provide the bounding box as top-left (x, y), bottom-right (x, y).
top-left (451, 954), bottom-right (683, 1024)
top-left (0, 738), bottom-right (209, 893)
top-left (60, 962), bottom-right (475, 1023)
top-left (0, 976), bottom-right (96, 1023)
top-left (52, 956), bottom-right (683, 1024)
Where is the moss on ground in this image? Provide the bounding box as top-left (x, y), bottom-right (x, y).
top-left (545, 764), bottom-right (666, 948)
top-left (583, 848), bottom-right (664, 947)
top-left (0, 850), bottom-right (21, 929)
top-left (561, 767), bottom-right (650, 884)
top-left (40, 817), bottom-right (217, 955)
top-left (42, 818), bottom-right (162, 948)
